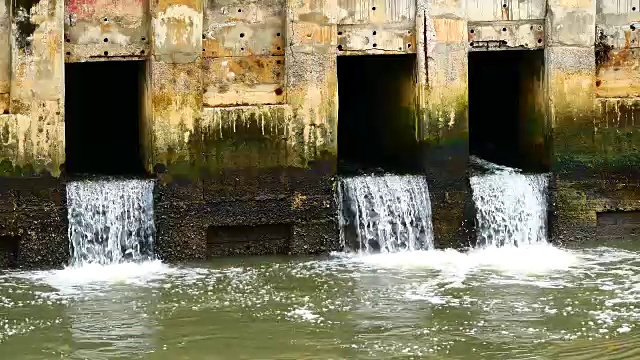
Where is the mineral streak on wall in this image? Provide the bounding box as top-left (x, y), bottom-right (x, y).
top-left (0, 0), bottom-right (638, 268)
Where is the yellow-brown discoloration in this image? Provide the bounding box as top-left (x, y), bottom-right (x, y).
top-left (433, 18), bottom-right (466, 44)
top-left (152, 2), bottom-right (202, 62)
top-left (291, 192), bottom-right (307, 209)
top-left (6, 0), bottom-right (65, 175)
top-left (549, 70), bottom-right (596, 119)
top-left (203, 0), bottom-right (285, 57)
top-left (203, 56), bottom-right (285, 106)
top-left (151, 60), bottom-right (203, 168)
top-left (201, 105), bottom-right (299, 168)
top-left (596, 26), bottom-right (640, 98)
top-left (155, 0), bottom-right (202, 14)
top-left (336, 0), bottom-right (415, 24)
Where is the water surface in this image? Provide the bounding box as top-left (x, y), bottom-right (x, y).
top-left (1, 240), bottom-right (639, 359)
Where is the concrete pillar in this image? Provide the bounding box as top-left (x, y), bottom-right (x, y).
top-left (149, 0), bottom-right (203, 178)
top-left (285, 0), bottom-right (338, 163)
top-left (420, 0), bottom-right (473, 248)
top-left (8, 0), bottom-right (65, 176)
top-left (546, 0), bottom-right (597, 242)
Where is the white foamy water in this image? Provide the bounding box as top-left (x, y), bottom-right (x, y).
top-left (470, 156), bottom-right (550, 247)
top-left (67, 179), bottom-right (156, 267)
top-left (336, 175), bottom-right (434, 253)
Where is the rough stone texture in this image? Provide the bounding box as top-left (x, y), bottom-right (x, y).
top-left (0, 177), bottom-right (67, 269)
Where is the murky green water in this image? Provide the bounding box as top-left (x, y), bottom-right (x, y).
top-left (1, 240), bottom-right (639, 360)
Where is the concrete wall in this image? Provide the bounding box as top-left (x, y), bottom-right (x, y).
top-left (0, 0), bottom-right (638, 267)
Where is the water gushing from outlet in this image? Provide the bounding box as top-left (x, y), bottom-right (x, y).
top-left (337, 175), bottom-right (434, 253)
top-left (66, 179), bottom-right (155, 267)
top-left (470, 157), bottom-right (549, 247)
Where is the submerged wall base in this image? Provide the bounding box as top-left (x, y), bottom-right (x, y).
top-left (154, 162), bottom-right (339, 262)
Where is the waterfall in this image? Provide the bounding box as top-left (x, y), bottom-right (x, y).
top-left (336, 175), bottom-right (434, 253)
top-left (469, 157), bottom-right (550, 247)
top-left (66, 179), bottom-right (156, 267)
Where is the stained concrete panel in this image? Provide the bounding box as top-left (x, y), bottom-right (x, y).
top-left (152, 0), bottom-right (202, 63)
top-left (468, 20), bottom-right (545, 50)
top-left (336, 23), bottom-right (415, 53)
top-left (467, 0), bottom-right (546, 22)
top-left (203, 56), bottom-right (285, 106)
top-left (336, 0), bottom-right (415, 24)
top-left (203, 0), bottom-right (285, 57)
top-left (64, 0), bottom-right (150, 61)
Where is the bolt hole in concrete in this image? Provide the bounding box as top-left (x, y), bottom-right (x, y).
top-left (373, 43), bottom-right (377, 47)
top-left (373, 31), bottom-right (377, 35)
top-left (66, 51), bottom-right (71, 55)
top-left (240, 33), bottom-right (245, 38)
top-left (372, 6), bottom-right (376, 10)
top-left (502, 3), bottom-right (507, 7)
top-left (64, 61), bottom-right (147, 176)
top-left (337, 45), bottom-right (343, 51)
top-left (470, 29), bottom-right (474, 33)
top-left (502, 27), bottom-right (507, 31)
top-left (633, 6), bottom-right (636, 10)
top-left (104, 38), bottom-right (108, 42)
top-left (337, 54), bottom-right (420, 174)
top-left (468, 49), bottom-right (548, 172)
top-left (104, 51), bottom-right (108, 56)
top-left (141, 37), bottom-right (146, 41)
top-left (277, 32), bottom-right (281, 36)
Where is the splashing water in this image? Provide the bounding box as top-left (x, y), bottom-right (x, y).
top-left (470, 156), bottom-right (550, 247)
top-left (336, 175), bottom-right (434, 253)
top-left (66, 179), bottom-right (156, 267)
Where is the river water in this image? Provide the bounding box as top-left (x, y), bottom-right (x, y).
top-left (1, 170), bottom-right (640, 359)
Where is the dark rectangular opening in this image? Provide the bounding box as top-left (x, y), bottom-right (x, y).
top-left (64, 60), bottom-right (146, 177)
top-left (337, 54), bottom-right (419, 175)
top-left (468, 49), bottom-right (548, 172)
top-left (596, 211), bottom-right (640, 241)
top-left (206, 224), bottom-right (292, 257)
top-left (0, 235), bottom-right (20, 268)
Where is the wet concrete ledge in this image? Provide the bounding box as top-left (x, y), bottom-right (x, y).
top-left (2, 158), bottom-right (640, 269)
top-left (153, 161), bottom-right (340, 262)
top-left (0, 160), bottom-right (339, 269)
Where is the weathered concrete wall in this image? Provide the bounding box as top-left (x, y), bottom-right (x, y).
top-left (0, 0), bottom-right (640, 267)
top-left (549, 0), bottom-right (640, 243)
top-left (420, 0), bottom-right (472, 248)
top-left (4, 0), bottom-right (65, 176)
